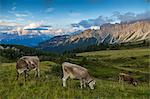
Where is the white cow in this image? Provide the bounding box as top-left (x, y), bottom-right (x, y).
top-left (62, 62), bottom-right (96, 89)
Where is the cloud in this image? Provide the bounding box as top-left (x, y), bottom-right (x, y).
top-left (145, 0), bottom-right (150, 3)
top-left (23, 23), bottom-right (51, 31)
top-left (8, 8), bottom-right (30, 17)
top-left (45, 8), bottom-right (54, 13)
top-left (72, 16), bottom-right (113, 28)
top-left (15, 13), bottom-right (28, 17)
top-left (0, 21), bottom-right (21, 26)
top-left (12, 6), bottom-right (16, 11)
top-left (113, 11), bottom-right (150, 22)
top-left (113, 12), bottom-right (135, 22)
top-left (11, 3), bottom-right (17, 11)
top-left (23, 23), bottom-right (41, 29)
top-left (0, 21), bottom-right (22, 33)
top-left (71, 23), bottom-right (80, 27)
top-left (16, 18), bottom-right (24, 21)
top-left (72, 11), bottom-right (150, 28)
top-left (8, 10), bottom-right (15, 14)
top-left (136, 11), bottom-right (150, 20)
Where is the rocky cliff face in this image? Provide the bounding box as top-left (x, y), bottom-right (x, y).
top-left (67, 20), bottom-right (150, 44)
top-left (38, 20), bottom-right (150, 52)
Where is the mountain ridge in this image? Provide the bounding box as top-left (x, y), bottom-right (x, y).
top-left (38, 20), bottom-right (150, 52)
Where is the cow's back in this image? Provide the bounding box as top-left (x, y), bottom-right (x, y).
top-left (17, 56), bottom-right (39, 69)
top-left (119, 73), bottom-right (132, 81)
top-left (62, 62), bottom-right (89, 79)
top-left (21, 56), bottom-right (39, 62)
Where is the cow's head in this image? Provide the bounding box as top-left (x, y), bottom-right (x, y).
top-left (88, 80), bottom-right (96, 89)
top-left (132, 80), bottom-right (138, 86)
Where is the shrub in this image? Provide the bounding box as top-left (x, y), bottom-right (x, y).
top-left (51, 64), bottom-right (63, 77)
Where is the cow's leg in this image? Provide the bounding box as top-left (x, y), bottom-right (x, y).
top-left (35, 68), bottom-right (40, 78)
top-left (80, 79), bottom-right (83, 89)
top-left (36, 62), bottom-right (40, 77)
top-left (24, 70), bottom-right (27, 82)
top-left (62, 66), bottom-right (69, 87)
top-left (62, 75), bottom-right (69, 87)
top-left (37, 68), bottom-right (40, 77)
top-left (128, 80), bottom-right (134, 85)
top-left (26, 72), bottom-right (29, 77)
top-left (83, 80), bottom-right (86, 88)
top-left (119, 76), bottom-right (122, 83)
top-left (16, 71), bottom-right (19, 81)
top-left (35, 68), bottom-right (38, 77)
top-left (119, 77), bottom-right (125, 90)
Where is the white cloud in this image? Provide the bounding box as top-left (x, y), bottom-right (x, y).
top-left (16, 18), bottom-right (24, 21)
top-left (8, 10), bottom-right (15, 14)
top-left (0, 21), bottom-right (21, 26)
top-left (8, 8), bottom-right (30, 17)
top-left (71, 16), bottom-right (113, 28)
top-left (90, 26), bottom-right (100, 30)
top-left (15, 13), bottom-right (28, 17)
top-left (72, 11), bottom-right (150, 28)
top-left (0, 21), bottom-right (23, 34)
top-left (0, 21), bottom-right (81, 36)
top-left (113, 11), bottom-right (150, 22)
top-left (45, 8), bottom-right (54, 13)
top-left (12, 6), bottom-right (16, 11)
top-left (23, 23), bottom-right (41, 29)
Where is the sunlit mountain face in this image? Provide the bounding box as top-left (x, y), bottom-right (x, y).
top-left (38, 20), bottom-right (150, 52)
top-left (0, 0), bottom-right (150, 47)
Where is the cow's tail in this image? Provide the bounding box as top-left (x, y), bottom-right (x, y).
top-left (37, 59), bottom-right (40, 77)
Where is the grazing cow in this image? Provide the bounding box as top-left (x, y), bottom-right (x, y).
top-left (119, 73), bottom-right (138, 86)
top-left (16, 56), bottom-right (40, 81)
top-left (62, 62), bottom-right (96, 89)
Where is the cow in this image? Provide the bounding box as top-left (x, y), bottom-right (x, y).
top-left (62, 62), bottom-right (96, 89)
top-left (16, 56), bottom-right (40, 81)
top-left (119, 73), bottom-right (138, 86)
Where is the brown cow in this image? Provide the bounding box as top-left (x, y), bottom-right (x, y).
top-left (119, 73), bottom-right (138, 86)
top-left (16, 56), bottom-right (40, 81)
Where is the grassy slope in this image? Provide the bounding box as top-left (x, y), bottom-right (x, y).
top-left (77, 48), bottom-right (150, 79)
top-left (0, 48), bottom-right (150, 98)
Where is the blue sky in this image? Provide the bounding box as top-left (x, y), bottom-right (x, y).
top-left (0, 0), bottom-right (150, 27)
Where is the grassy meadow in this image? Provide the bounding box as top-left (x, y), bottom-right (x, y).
top-left (0, 48), bottom-right (150, 98)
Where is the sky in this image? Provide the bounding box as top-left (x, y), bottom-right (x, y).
top-left (0, 0), bottom-right (150, 28)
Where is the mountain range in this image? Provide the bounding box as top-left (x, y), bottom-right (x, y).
top-left (38, 20), bottom-right (150, 52)
top-left (0, 23), bottom-right (82, 47)
top-left (0, 33), bottom-right (52, 47)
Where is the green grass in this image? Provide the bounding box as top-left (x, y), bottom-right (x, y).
top-left (77, 48), bottom-right (149, 58)
top-left (0, 48), bottom-right (150, 98)
top-left (76, 48), bottom-right (150, 80)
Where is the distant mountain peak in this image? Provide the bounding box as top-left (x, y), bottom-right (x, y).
top-left (38, 20), bottom-right (150, 52)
